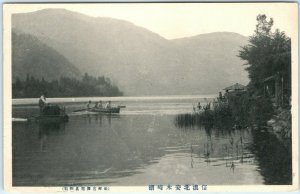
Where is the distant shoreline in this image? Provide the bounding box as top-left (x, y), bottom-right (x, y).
top-left (12, 94), bottom-right (218, 105)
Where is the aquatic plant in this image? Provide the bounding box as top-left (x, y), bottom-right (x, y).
top-left (174, 90), bottom-right (275, 131)
top-left (174, 100), bottom-right (233, 129)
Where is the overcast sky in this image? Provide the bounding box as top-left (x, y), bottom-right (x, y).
top-left (7, 3), bottom-right (297, 39)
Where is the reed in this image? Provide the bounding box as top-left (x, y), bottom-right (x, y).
top-left (175, 91), bottom-right (274, 130)
top-left (175, 93), bottom-right (250, 129)
top-left (174, 110), bottom-right (216, 128)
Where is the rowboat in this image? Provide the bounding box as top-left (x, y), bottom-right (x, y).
top-left (73, 105), bottom-right (126, 114)
top-left (89, 107), bottom-right (121, 114)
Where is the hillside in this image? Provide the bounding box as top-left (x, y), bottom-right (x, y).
top-left (12, 29), bottom-right (81, 81)
top-left (12, 9), bottom-right (249, 95)
top-left (171, 32), bottom-right (249, 93)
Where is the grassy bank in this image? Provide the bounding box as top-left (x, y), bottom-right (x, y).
top-left (175, 91), bottom-right (291, 142)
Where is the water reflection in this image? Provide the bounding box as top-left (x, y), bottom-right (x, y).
top-left (14, 114), bottom-right (173, 186)
top-left (250, 129), bottom-right (292, 184)
top-left (84, 114), bottom-right (121, 127)
top-left (12, 101), bottom-right (290, 186)
top-left (177, 121), bottom-right (292, 185)
top-left (38, 122), bottom-right (66, 152)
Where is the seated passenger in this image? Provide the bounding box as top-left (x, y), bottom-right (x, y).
top-left (98, 100), bottom-right (103, 108)
top-left (86, 100), bottom-right (92, 109)
top-left (105, 101), bottom-right (111, 109)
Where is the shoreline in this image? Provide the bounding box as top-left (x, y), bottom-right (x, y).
top-left (12, 94), bottom-right (218, 105)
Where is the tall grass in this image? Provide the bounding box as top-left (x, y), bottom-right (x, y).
top-left (175, 91), bottom-right (273, 129)
top-left (174, 101), bottom-right (231, 129)
top-left (174, 112), bottom-right (213, 128)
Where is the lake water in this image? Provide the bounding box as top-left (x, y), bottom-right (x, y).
top-left (12, 96), bottom-right (292, 186)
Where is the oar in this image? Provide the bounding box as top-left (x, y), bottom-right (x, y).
top-left (118, 105), bottom-right (126, 108)
top-left (73, 108), bottom-right (88, 112)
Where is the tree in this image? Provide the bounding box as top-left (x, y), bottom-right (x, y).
top-left (255, 14), bottom-right (273, 35)
top-left (239, 14), bottom-right (291, 98)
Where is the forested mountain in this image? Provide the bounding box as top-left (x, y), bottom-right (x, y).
top-left (12, 29), bottom-right (81, 81)
top-left (12, 9), bottom-right (249, 95)
top-left (12, 30), bottom-right (123, 98)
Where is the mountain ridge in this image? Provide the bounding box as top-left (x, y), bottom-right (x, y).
top-left (12, 29), bottom-right (81, 81)
top-left (12, 8), bottom-right (249, 95)
top-left (171, 31), bottom-right (248, 41)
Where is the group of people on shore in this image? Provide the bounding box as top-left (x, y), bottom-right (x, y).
top-left (86, 100), bottom-right (111, 109)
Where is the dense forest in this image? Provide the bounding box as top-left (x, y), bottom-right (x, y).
top-left (12, 73), bottom-right (123, 98)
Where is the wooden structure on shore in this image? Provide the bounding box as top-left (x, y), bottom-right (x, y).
top-left (222, 83), bottom-right (247, 99)
top-left (263, 73), bottom-right (290, 107)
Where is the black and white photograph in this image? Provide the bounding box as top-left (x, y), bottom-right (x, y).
top-left (3, 2), bottom-right (298, 192)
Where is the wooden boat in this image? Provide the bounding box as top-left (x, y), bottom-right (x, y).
top-left (31, 104), bottom-right (69, 123)
top-left (89, 107), bottom-right (121, 114)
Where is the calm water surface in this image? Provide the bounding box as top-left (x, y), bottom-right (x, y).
top-left (12, 96), bottom-right (291, 186)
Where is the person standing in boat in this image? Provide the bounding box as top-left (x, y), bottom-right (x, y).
top-left (38, 93), bottom-right (47, 114)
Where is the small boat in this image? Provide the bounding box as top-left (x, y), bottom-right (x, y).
top-left (89, 107), bottom-right (121, 114)
top-left (73, 105), bottom-right (126, 114)
top-left (30, 104), bottom-right (69, 123)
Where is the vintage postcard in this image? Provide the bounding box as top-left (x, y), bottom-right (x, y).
top-left (3, 2), bottom-right (299, 192)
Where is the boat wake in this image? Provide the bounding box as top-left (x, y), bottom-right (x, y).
top-left (120, 109), bottom-right (193, 115)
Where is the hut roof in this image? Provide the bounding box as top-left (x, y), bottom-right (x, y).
top-left (223, 83), bottom-right (246, 91)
